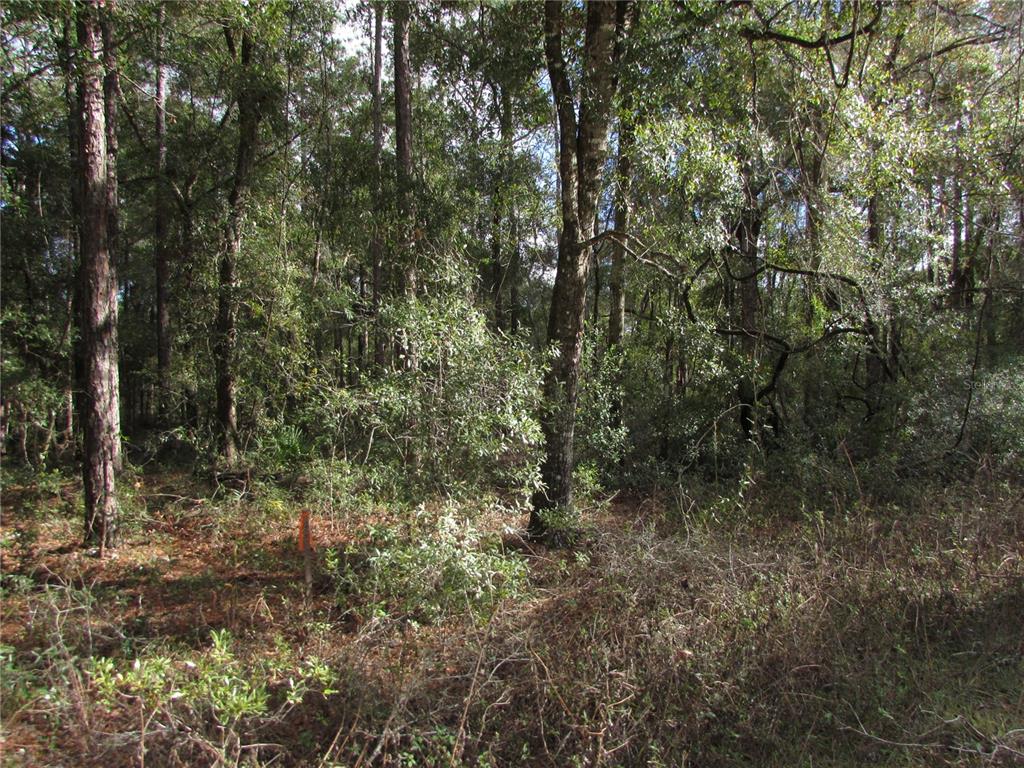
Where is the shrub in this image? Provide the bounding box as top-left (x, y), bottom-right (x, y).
top-left (361, 295), bottom-right (545, 499)
top-left (329, 503), bottom-right (528, 624)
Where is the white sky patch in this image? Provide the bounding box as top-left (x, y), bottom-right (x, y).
top-left (334, 0), bottom-right (371, 61)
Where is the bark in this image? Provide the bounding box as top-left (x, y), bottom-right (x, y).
top-left (216, 29), bottom-right (261, 465)
top-left (371, 2), bottom-right (387, 369)
top-left (154, 2), bottom-right (172, 421)
top-left (77, 0), bottom-right (121, 551)
top-left (530, 1), bottom-right (630, 537)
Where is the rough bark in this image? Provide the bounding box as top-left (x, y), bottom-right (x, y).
top-left (216, 29), bottom-right (261, 465)
top-left (530, 1), bottom-right (630, 537)
top-left (77, 0), bottom-right (121, 551)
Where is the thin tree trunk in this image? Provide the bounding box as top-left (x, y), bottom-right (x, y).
top-left (216, 29), bottom-right (261, 465)
top-left (77, 0), bottom-right (120, 551)
top-left (736, 181), bottom-right (762, 442)
top-left (358, 267), bottom-right (369, 377)
top-left (950, 175), bottom-right (967, 308)
top-left (154, 2), bottom-right (172, 422)
top-left (490, 83), bottom-right (514, 331)
top-left (607, 117), bottom-right (633, 440)
top-left (491, 204), bottom-right (505, 331)
top-left (864, 192), bottom-right (891, 421)
top-left (371, 2), bottom-right (387, 370)
top-left (608, 121), bottom-right (632, 351)
top-left (101, 0), bottom-right (119, 286)
top-left (509, 209), bottom-right (521, 334)
top-left (393, 0), bottom-right (417, 369)
top-left (60, 20), bottom-right (85, 462)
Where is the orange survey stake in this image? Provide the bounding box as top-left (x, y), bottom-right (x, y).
top-left (298, 509), bottom-right (313, 552)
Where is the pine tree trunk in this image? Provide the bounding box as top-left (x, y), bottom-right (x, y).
top-left (77, 0), bottom-right (120, 551)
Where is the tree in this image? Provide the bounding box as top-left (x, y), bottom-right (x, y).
top-left (530, 1), bottom-right (633, 537)
top-left (370, 0), bottom-right (386, 369)
top-left (215, 22), bottom-right (265, 465)
top-left (76, 0), bottom-right (121, 550)
top-left (392, 0), bottom-right (417, 369)
top-left (153, 0), bottom-right (172, 421)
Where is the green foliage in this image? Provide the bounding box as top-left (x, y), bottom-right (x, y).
top-left (330, 503), bottom-right (528, 624)
top-left (89, 628), bottom-right (336, 726)
top-left (970, 358), bottom-right (1024, 459)
top-left (574, 330), bottom-right (628, 480)
top-left (357, 292), bottom-right (544, 499)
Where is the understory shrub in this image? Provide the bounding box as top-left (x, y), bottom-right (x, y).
top-left (329, 503), bottom-right (528, 624)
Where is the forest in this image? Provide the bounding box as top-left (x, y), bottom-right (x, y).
top-left (1, 0), bottom-right (1022, 765)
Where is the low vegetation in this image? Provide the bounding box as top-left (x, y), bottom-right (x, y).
top-left (3, 457), bottom-right (1020, 767)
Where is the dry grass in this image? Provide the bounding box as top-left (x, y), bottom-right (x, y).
top-left (1, 464), bottom-right (1022, 767)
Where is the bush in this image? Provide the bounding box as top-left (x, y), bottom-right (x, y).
top-left (329, 503), bottom-right (528, 624)
top-left (356, 294), bottom-right (545, 499)
top-left (970, 358), bottom-right (1024, 459)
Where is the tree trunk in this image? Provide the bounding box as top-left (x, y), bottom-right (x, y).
top-left (509, 210), bottom-right (521, 334)
top-left (490, 83), bottom-right (514, 331)
top-left (154, 2), bottom-right (172, 422)
top-left (736, 182), bottom-right (762, 442)
top-left (490, 204), bottom-right (505, 331)
top-left (608, 121), bottom-right (632, 351)
top-left (77, 0), bottom-right (121, 551)
top-left (370, 2), bottom-right (387, 370)
top-left (949, 175), bottom-right (967, 308)
top-left (530, 1), bottom-right (630, 538)
top-left (608, 117), bottom-right (633, 436)
top-left (60, 19), bottom-right (86, 463)
top-left (101, 0), bottom-right (119, 290)
top-left (216, 29), bottom-right (261, 465)
top-left (864, 192), bottom-right (892, 421)
top-left (393, 0), bottom-right (417, 368)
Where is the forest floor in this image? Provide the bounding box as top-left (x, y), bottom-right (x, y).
top-left (1, 463), bottom-right (1022, 767)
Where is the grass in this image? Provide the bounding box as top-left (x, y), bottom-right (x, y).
top-left (1, 461), bottom-right (1021, 767)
